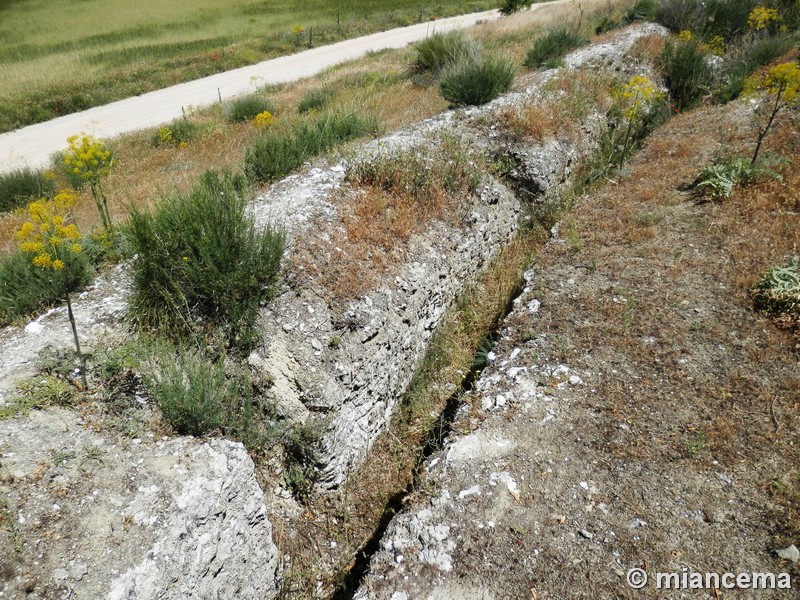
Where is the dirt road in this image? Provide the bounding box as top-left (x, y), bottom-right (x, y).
top-left (0, 8), bottom-right (507, 173)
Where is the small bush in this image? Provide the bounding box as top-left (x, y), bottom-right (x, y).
top-left (0, 242), bottom-right (96, 327)
top-left (143, 350), bottom-right (227, 436)
top-left (500, 0), bottom-right (533, 15)
top-left (0, 375), bottom-right (76, 419)
top-left (524, 29), bottom-right (588, 69)
top-left (753, 256), bottom-right (800, 321)
top-left (0, 168), bottom-right (56, 213)
top-left (152, 118), bottom-right (198, 147)
top-left (127, 170), bottom-right (285, 350)
top-left (225, 94), bottom-right (276, 122)
top-left (297, 89), bottom-right (333, 113)
top-left (439, 55), bottom-right (515, 106)
top-left (410, 31), bottom-right (477, 76)
top-left (244, 112), bottom-right (379, 183)
top-left (660, 38), bottom-right (714, 111)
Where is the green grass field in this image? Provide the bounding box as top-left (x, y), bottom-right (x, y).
top-left (0, 0), bottom-right (497, 133)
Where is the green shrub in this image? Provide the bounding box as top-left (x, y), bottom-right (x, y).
top-left (500, 0), bottom-right (533, 15)
top-left (244, 112), bottom-right (379, 183)
top-left (439, 55), bottom-right (515, 106)
top-left (152, 117), bottom-right (198, 147)
top-left (410, 31), bottom-right (477, 76)
top-left (0, 243), bottom-right (96, 327)
top-left (143, 350), bottom-right (228, 436)
top-left (127, 170), bottom-right (285, 350)
top-left (524, 29), bottom-right (588, 69)
top-left (0, 167), bottom-right (56, 213)
top-left (225, 94), bottom-right (276, 122)
top-left (660, 38), bottom-right (714, 111)
top-left (753, 256), bottom-right (800, 320)
top-left (297, 89), bottom-right (333, 113)
top-left (716, 34), bottom-right (795, 103)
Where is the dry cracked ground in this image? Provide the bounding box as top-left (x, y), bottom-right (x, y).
top-left (0, 18), bottom-right (799, 600)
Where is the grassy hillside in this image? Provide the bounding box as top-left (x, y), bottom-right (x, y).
top-left (0, 0), bottom-right (496, 132)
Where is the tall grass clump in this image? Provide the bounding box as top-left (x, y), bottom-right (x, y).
top-left (716, 34), bottom-right (795, 102)
top-left (660, 38), bottom-right (714, 111)
top-left (410, 31), bottom-right (477, 77)
top-left (0, 168), bottom-right (56, 213)
top-left (127, 170), bottom-right (284, 350)
top-left (439, 54), bottom-right (515, 106)
top-left (524, 29), bottom-right (589, 69)
top-left (225, 94), bottom-right (276, 122)
top-left (655, 0), bottom-right (758, 39)
top-left (297, 89), bottom-right (333, 113)
top-left (244, 112), bottom-right (379, 183)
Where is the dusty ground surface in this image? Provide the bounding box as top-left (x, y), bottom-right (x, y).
top-left (356, 102), bottom-right (800, 598)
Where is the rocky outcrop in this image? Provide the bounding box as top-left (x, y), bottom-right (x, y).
top-left (0, 408), bottom-right (279, 599)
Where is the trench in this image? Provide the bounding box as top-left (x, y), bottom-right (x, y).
top-left (329, 195), bottom-right (535, 600)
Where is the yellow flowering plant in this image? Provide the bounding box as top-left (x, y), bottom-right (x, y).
top-left (15, 190), bottom-right (88, 388)
top-left (748, 6), bottom-right (781, 31)
top-left (613, 75), bottom-right (665, 165)
top-left (253, 111), bottom-right (274, 129)
top-left (63, 133), bottom-right (114, 233)
top-left (744, 61), bottom-right (800, 164)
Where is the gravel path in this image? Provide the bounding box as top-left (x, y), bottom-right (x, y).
top-left (0, 8), bottom-right (506, 173)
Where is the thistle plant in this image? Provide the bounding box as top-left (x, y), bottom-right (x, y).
top-left (744, 62), bottom-right (800, 165)
top-left (15, 191), bottom-right (88, 388)
top-left (613, 75), bottom-right (665, 165)
top-left (63, 134), bottom-right (114, 233)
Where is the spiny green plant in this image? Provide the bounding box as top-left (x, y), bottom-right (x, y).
top-left (225, 94), bottom-right (276, 122)
top-left (524, 29), bottom-right (588, 69)
top-left (439, 54), bottom-right (515, 106)
top-left (128, 170), bottom-right (284, 351)
top-left (693, 156), bottom-right (784, 198)
top-left (752, 256), bottom-right (800, 321)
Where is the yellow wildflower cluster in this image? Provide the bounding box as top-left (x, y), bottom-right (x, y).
top-left (292, 24), bottom-right (305, 35)
top-left (700, 35), bottom-right (726, 56)
top-left (745, 62), bottom-right (800, 104)
top-left (615, 75), bottom-right (663, 122)
top-left (253, 111), bottom-right (275, 129)
top-left (748, 6), bottom-right (780, 30)
top-left (63, 134), bottom-right (113, 184)
top-left (15, 190), bottom-right (83, 272)
top-left (677, 30), bottom-right (693, 42)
